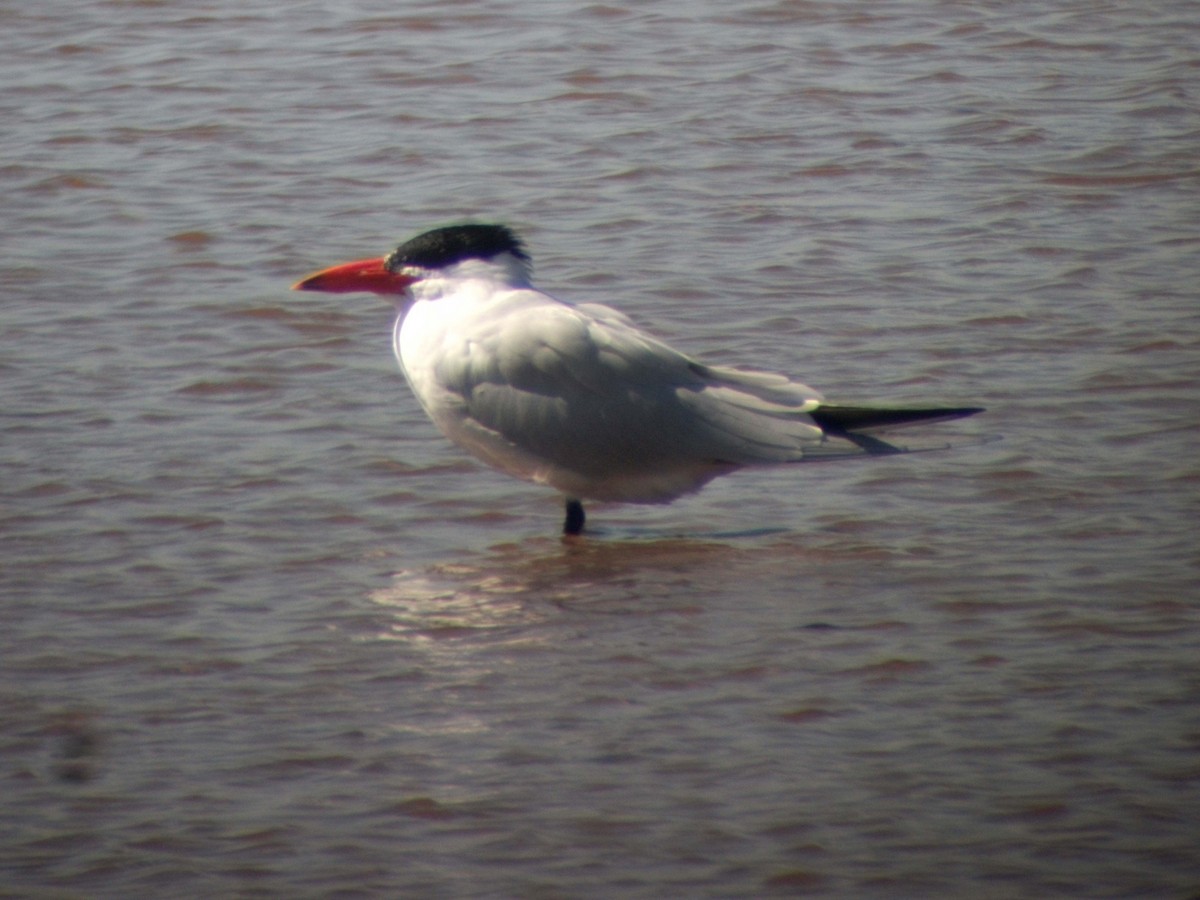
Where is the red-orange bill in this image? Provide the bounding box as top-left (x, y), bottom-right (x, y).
top-left (291, 258), bottom-right (415, 296)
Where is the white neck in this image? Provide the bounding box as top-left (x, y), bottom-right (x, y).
top-left (407, 252), bottom-right (532, 303)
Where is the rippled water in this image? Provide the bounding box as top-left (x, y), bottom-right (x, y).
top-left (4, 0), bottom-right (1199, 896)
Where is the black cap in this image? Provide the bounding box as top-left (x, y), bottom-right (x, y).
top-left (386, 224), bottom-right (529, 272)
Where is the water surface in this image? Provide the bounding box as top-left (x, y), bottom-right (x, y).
top-left (3, 0), bottom-right (1198, 896)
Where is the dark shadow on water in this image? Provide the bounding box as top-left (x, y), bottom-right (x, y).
top-left (581, 524), bottom-right (794, 542)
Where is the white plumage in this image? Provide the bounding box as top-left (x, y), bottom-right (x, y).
top-left (294, 224), bottom-right (982, 533)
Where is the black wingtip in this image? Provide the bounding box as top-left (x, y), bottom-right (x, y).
top-left (810, 405), bottom-right (985, 436)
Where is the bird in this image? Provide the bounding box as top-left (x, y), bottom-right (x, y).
top-left (293, 223), bottom-right (983, 536)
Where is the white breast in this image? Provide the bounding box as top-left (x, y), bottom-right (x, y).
top-left (391, 272), bottom-right (842, 503)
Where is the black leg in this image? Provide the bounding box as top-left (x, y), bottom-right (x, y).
top-left (563, 498), bottom-right (585, 536)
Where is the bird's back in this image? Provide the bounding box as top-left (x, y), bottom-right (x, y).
top-left (393, 280), bottom-right (864, 502)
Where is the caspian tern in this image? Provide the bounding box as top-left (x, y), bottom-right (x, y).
top-left (293, 224), bottom-right (982, 535)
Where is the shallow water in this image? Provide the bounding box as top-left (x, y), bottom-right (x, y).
top-left (3, 0), bottom-right (1199, 896)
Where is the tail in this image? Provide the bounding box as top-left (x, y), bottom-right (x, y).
top-left (809, 405), bottom-right (985, 455)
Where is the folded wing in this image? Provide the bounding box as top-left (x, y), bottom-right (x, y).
top-left (420, 292), bottom-right (982, 498)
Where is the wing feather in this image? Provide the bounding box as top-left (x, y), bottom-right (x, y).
top-left (398, 288), bottom-right (968, 501)
top-left (430, 297), bottom-right (860, 473)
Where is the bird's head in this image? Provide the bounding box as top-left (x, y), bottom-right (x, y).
top-left (292, 223), bottom-right (530, 297)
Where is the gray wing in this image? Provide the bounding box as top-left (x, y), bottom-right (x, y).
top-left (434, 298), bottom-right (868, 477)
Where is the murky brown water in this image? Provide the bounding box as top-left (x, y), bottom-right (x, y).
top-left (3, 0), bottom-right (1199, 896)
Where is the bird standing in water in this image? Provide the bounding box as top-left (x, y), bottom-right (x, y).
top-left (294, 224), bottom-right (982, 535)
